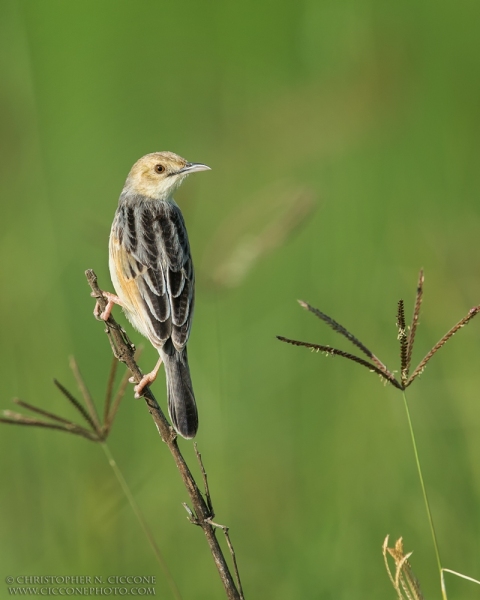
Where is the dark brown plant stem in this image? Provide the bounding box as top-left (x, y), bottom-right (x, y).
top-left (194, 443), bottom-right (244, 599)
top-left (86, 269), bottom-right (243, 600)
top-left (277, 336), bottom-right (403, 390)
top-left (406, 305), bottom-right (480, 387)
top-left (406, 269), bottom-right (424, 374)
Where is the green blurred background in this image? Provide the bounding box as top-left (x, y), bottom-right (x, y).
top-left (1, 1), bottom-right (480, 598)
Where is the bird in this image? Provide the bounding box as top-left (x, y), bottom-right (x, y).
top-left (95, 151), bottom-right (210, 439)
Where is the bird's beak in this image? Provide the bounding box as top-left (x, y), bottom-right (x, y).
top-left (178, 162), bottom-right (211, 175)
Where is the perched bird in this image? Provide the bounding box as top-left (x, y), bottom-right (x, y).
top-left (96, 151), bottom-right (210, 439)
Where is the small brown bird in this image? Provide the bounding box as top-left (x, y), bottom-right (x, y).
top-left (96, 152), bottom-right (210, 439)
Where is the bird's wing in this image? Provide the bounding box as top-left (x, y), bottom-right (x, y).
top-left (112, 200), bottom-right (194, 351)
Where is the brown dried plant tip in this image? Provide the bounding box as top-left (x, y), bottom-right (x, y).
top-left (278, 270), bottom-right (480, 390)
top-left (383, 536), bottom-right (424, 600)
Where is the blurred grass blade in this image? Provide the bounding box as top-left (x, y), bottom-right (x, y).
top-left (203, 182), bottom-right (316, 289)
top-left (69, 356), bottom-right (102, 434)
top-left (104, 366), bottom-right (131, 435)
top-left (103, 357), bottom-right (118, 427)
top-left (101, 443), bottom-right (183, 600)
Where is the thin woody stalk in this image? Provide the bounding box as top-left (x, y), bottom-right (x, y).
top-left (86, 269), bottom-right (243, 600)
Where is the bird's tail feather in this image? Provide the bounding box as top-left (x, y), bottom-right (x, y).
top-left (162, 348), bottom-right (198, 439)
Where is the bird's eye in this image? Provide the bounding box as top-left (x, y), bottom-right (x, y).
top-left (155, 164), bottom-right (165, 174)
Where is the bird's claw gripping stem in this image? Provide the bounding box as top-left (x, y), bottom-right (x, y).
top-left (92, 291), bottom-right (122, 321)
top-left (130, 357), bottom-right (163, 398)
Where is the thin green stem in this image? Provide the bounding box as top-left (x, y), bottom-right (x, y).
top-left (402, 391), bottom-right (446, 600)
top-left (100, 443), bottom-right (182, 600)
top-left (442, 568), bottom-right (480, 586)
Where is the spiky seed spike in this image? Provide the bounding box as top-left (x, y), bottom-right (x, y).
top-left (406, 305), bottom-right (480, 387)
top-left (298, 299), bottom-right (375, 357)
top-left (406, 269), bottom-right (424, 376)
top-left (277, 336), bottom-right (403, 389)
top-left (297, 300), bottom-right (396, 380)
top-left (397, 300), bottom-right (408, 386)
top-left (397, 299), bottom-right (406, 331)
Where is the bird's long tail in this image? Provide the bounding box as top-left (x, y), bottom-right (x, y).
top-left (161, 346), bottom-right (198, 439)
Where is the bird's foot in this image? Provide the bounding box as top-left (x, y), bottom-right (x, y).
top-left (92, 291), bottom-right (122, 321)
top-left (130, 357), bottom-right (163, 398)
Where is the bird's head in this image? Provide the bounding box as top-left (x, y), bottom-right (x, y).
top-left (123, 151), bottom-right (211, 200)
